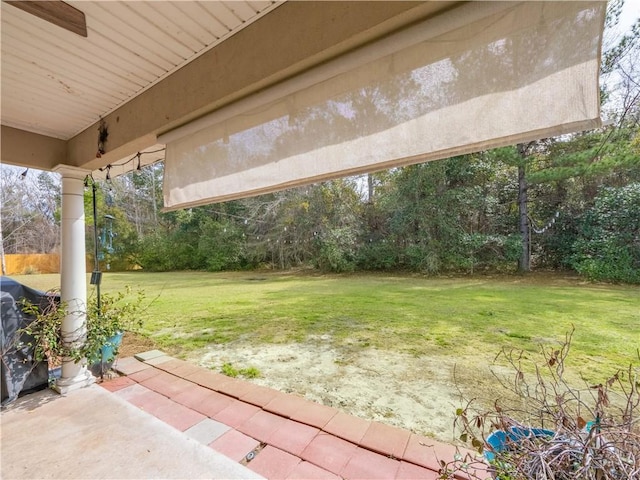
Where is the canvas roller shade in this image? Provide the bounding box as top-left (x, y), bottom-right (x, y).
top-left (161, 1), bottom-right (605, 210)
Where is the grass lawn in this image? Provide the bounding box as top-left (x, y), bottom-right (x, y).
top-left (13, 270), bottom-right (639, 381)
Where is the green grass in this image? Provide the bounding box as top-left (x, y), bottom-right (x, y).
top-left (221, 362), bottom-right (261, 379)
top-left (12, 271), bottom-right (640, 380)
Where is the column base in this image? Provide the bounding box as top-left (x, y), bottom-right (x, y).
top-left (52, 369), bottom-right (96, 394)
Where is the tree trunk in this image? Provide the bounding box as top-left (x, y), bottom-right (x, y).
top-left (151, 167), bottom-right (158, 226)
top-left (517, 144), bottom-right (530, 272)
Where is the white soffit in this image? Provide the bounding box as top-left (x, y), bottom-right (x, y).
top-left (162, 1), bottom-right (606, 211)
top-left (0, 1), bottom-right (280, 140)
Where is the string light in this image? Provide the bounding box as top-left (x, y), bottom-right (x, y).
top-left (531, 211), bottom-right (560, 234)
top-left (84, 161), bottom-right (363, 249)
top-left (97, 147), bottom-right (166, 173)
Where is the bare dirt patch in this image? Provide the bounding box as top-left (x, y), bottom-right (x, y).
top-left (119, 331), bottom-right (159, 358)
top-left (188, 337), bottom-right (488, 443)
top-left (121, 331), bottom-right (582, 445)
top-left (122, 330), bottom-right (481, 441)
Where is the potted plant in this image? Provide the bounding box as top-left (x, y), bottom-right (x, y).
top-left (18, 286), bottom-right (146, 379)
top-left (84, 287), bottom-right (146, 376)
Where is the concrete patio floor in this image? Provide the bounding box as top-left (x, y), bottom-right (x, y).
top-left (2, 351), bottom-right (485, 479)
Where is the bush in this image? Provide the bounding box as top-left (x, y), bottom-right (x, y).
top-left (571, 184), bottom-right (640, 283)
top-left (403, 243), bottom-right (442, 274)
top-left (197, 219), bottom-right (246, 271)
top-left (462, 233), bottom-right (521, 273)
top-left (535, 213), bottom-right (580, 270)
top-left (137, 232), bottom-right (181, 271)
top-left (356, 240), bottom-right (398, 270)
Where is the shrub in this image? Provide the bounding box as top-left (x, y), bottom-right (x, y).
top-left (571, 184), bottom-right (640, 284)
top-left (356, 240), bottom-right (398, 270)
top-left (197, 218), bottom-right (246, 271)
top-left (441, 330), bottom-right (640, 479)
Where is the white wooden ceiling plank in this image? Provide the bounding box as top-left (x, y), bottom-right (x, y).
top-left (86, 28), bottom-right (166, 84)
top-left (190, 2), bottom-right (230, 38)
top-left (159, 2), bottom-right (219, 47)
top-left (2, 71), bottom-right (113, 121)
top-left (1, 12), bottom-right (156, 86)
top-left (247, 1), bottom-right (274, 12)
top-left (201, 2), bottom-right (241, 30)
top-left (52, 3), bottom-right (168, 80)
top-left (4, 109), bottom-right (96, 136)
top-left (2, 96), bottom-right (95, 129)
top-left (1, 30), bottom-right (139, 99)
top-left (1, 78), bottom-right (114, 122)
top-left (84, 3), bottom-right (180, 71)
top-left (216, 1), bottom-right (242, 30)
top-left (127, 2), bottom-right (206, 53)
top-left (2, 118), bottom-right (78, 140)
top-left (100, 2), bottom-right (193, 63)
top-left (0, 65), bottom-right (108, 109)
top-left (1, 55), bottom-right (125, 109)
top-left (223, 1), bottom-right (257, 22)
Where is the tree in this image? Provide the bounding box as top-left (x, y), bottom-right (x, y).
top-left (517, 144), bottom-right (532, 272)
top-left (0, 166), bottom-right (60, 257)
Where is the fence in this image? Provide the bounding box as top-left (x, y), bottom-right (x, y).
top-left (2, 254), bottom-right (92, 275)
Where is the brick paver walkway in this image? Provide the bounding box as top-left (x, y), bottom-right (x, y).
top-left (100, 351), bottom-right (485, 479)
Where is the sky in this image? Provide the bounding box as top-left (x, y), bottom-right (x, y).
top-left (602, 0), bottom-right (639, 115)
top-left (620, 0), bottom-right (640, 32)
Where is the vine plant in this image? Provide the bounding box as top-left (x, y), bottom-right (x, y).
top-left (17, 286), bottom-right (145, 367)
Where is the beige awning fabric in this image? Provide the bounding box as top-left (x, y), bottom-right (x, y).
top-left (161, 1), bottom-right (605, 211)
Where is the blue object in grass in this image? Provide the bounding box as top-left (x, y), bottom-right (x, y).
top-left (485, 426), bottom-right (555, 462)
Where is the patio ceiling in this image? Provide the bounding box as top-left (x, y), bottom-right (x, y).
top-left (1, 0), bottom-right (281, 141)
top-left (1, 1), bottom-right (453, 174)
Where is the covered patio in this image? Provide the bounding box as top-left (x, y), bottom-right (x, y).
top-left (2, 350), bottom-right (479, 479)
top-left (1, 1), bottom-right (606, 478)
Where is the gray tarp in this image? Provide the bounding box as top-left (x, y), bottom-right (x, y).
top-left (1, 277), bottom-right (54, 406)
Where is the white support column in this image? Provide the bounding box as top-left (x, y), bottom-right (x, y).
top-left (52, 165), bottom-right (95, 393)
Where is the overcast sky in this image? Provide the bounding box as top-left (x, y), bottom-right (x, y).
top-left (619, 0), bottom-right (639, 33)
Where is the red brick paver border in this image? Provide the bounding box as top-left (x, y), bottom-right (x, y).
top-left (247, 445), bottom-right (301, 479)
top-left (341, 446), bottom-right (401, 479)
top-left (103, 354), bottom-right (482, 480)
top-left (209, 429), bottom-right (260, 462)
top-left (266, 419), bottom-right (319, 456)
top-left (287, 461), bottom-right (341, 480)
top-left (237, 410), bottom-right (288, 442)
top-left (323, 410), bottom-right (371, 444)
top-left (360, 420), bottom-right (411, 459)
top-left (300, 432), bottom-right (359, 475)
